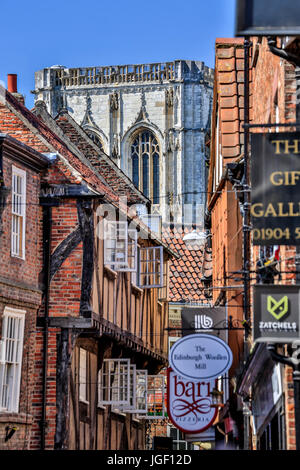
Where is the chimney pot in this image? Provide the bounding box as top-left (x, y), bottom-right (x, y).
top-left (7, 74), bottom-right (18, 93)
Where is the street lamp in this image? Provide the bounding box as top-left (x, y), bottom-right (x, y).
top-left (210, 388), bottom-right (224, 408)
top-left (183, 230), bottom-right (207, 251)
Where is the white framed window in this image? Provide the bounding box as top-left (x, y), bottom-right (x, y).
top-left (137, 374), bottom-right (167, 420)
top-left (103, 221), bottom-right (128, 269)
top-left (135, 369), bottom-right (148, 413)
top-left (119, 364), bottom-right (136, 412)
top-left (98, 358), bottom-right (131, 407)
top-left (120, 368), bottom-right (148, 414)
top-left (0, 307), bottom-right (25, 412)
top-left (139, 246), bottom-right (164, 288)
top-left (11, 166), bottom-right (26, 259)
top-left (118, 228), bottom-right (138, 272)
top-left (79, 348), bottom-right (88, 403)
top-left (131, 245), bottom-right (140, 286)
top-left (167, 426), bottom-right (199, 450)
top-left (104, 221), bottom-right (138, 272)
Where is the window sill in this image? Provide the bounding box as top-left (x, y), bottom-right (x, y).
top-left (131, 283), bottom-right (143, 296)
top-left (111, 408), bottom-right (127, 418)
top-left (104, 265), bottom-right (118, 280)
top-left (79, 399), bottom-right (89, 406)
top-left (97, 404), bottom-right (106, 411)
top-left (0, 412), bottom-right (33, 424)
top-left (11, 254), bottom-right (25, 261)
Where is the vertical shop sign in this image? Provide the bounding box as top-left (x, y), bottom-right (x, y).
top-left (251, 132), bottom-right (300, 245)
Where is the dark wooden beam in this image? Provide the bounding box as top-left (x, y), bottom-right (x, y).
top-left (77, 199), bottom-right (94, 317)
top-left (50, 226), bottom-right (82, 280)
top-left (54, 328), bottom-right (70, 449)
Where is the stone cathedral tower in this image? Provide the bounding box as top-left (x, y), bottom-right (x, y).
top-left (34, 60), bottom-right (214, 227)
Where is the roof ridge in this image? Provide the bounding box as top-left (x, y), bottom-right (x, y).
top-left (4, 89), bottom-right (120, 203)
top-left (54, 110), bottom-right (149, 205)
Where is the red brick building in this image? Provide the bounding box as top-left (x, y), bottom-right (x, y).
top-left (206, 38), bottom-right (247, 449)
top-left (0, 133), bottom-right (48, 449)
top-left (208, 36), bottom-right (300, 450)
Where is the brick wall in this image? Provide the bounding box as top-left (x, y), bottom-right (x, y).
top-left (49, 200), bottom-right (83, 318)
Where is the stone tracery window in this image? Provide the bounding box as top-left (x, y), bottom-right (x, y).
top-left (130, 130), bottom-right (160, 204)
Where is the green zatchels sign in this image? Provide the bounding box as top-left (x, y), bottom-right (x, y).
top-left (251, 132), bottom-right (300, 245)
top-left (253, 285), bottom-right (300, 343)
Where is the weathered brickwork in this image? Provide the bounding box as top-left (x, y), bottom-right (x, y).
top-left (0, 135), bottom-right (47, 450)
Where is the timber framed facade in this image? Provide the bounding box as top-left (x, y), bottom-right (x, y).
top-left (0, 84), bottom-right (176, 450)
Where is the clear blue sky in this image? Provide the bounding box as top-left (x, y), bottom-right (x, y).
top-left (0, 0), bottom-right (236, 109)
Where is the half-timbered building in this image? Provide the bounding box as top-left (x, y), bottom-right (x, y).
top-left (0, 81), bottom-right (176, 450)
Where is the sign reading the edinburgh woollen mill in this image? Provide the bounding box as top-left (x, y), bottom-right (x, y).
top-left (168, 334), bottom-right (233, 381)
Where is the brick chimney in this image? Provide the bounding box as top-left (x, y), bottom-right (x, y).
top-left (7, 74), bottom-right (25, 105)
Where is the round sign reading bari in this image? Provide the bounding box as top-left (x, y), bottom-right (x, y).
top-left (169, 334), bottom-right (233, 381)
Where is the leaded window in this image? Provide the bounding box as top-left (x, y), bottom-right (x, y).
top-left (130, 131), bottom-right (160, 203)
top-left (139, 246), bottom-right (164, 288)
top-left (98, 358), bottom-right (131, 407)
top-left (137, 374), bottom-right (167, 420)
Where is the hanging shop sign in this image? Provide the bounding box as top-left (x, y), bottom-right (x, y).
top-left (167, 368), bottom-right (217, 434)
top-left (253, 284), bottom-right (300, 343)
top-left (181, 307), bottom-right (227, 342)
top-left (251, 132), bottom-right (300, 246)
top-left (235, 0), bottom-right (300, 36)
top-left (168, 333), bottom-right (233, 381)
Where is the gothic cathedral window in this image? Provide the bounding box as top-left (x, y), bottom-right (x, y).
top-left (130, 130), bottom-right (160, 204)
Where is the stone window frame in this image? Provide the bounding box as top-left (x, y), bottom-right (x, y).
top-left (129, 128), bottom-right (161, 204)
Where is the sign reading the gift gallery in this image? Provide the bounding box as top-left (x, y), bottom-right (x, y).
top-left (235, 0), bottom-right (300, 36)
top-left (253, 284), bottom-right (300, 343)
top-left (168, 333), bottom-right (233, 381)
top-left (251, 132), bottom-right (300, 245)
top-left (167, 368), bottom-right (217, 434)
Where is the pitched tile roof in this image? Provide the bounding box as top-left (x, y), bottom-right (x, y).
top-left (2, 89), bottom-right (118, 200)
top-left (51, 108), bottom-right (149, 206)
top-left (162, 225), bottom-right (212, 302)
